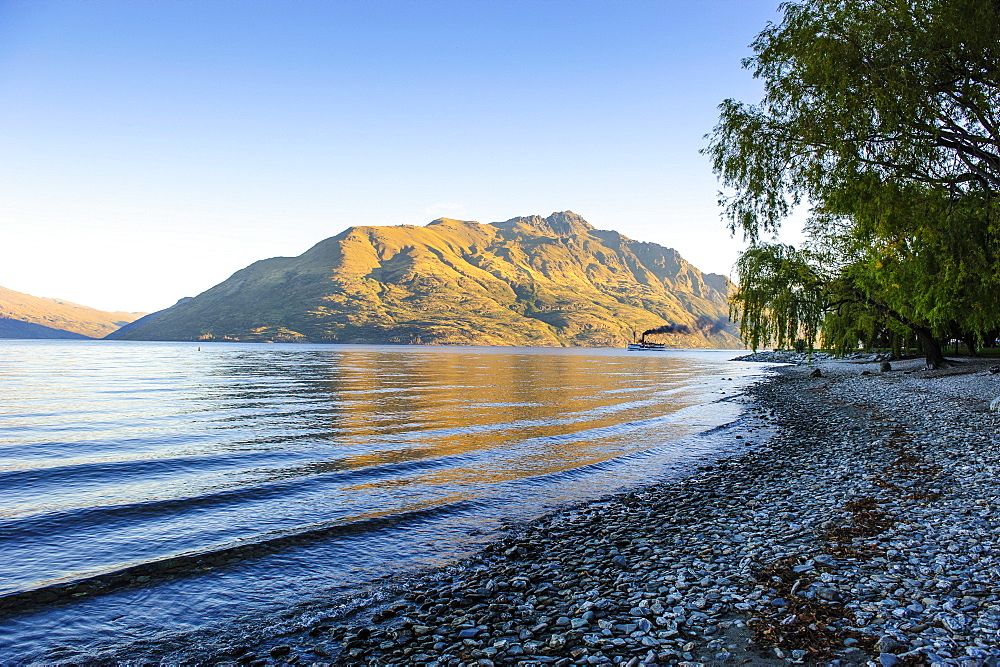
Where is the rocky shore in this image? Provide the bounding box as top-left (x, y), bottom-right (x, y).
top-left (220, 357), bottom-right (1000, 666)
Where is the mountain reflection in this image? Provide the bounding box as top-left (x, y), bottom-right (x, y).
top-left (199, 347), bottom-right (704, 492)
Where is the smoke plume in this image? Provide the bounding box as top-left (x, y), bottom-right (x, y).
top-left (640, 317), bottom-right (728, 341)
top-left (642, 324), bottom-right (690, 338)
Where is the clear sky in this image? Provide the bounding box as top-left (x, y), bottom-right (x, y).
top-left (1, 0), bottom-right (794, 313)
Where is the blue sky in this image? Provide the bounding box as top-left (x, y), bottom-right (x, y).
top-left (1, 0), bottom-right (793, 313)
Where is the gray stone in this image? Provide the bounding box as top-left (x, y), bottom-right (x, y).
top-left (942, 613), bottom-right (969, 633)
top-left (816, 587), bottom-right (843, 602)
top-left (269, 645), bottom-right (291, 658)
top-left (876, 635), bottom-right (906, 653)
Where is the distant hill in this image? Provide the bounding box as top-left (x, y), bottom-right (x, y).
top-left (115, 211), bottom-right (742, 348)
top-left (0, 286), bottom-right (145, 339)
top-left (103, 298), bottom-right (193, 340)
top-left (0, 317), bottom-right (91, 339)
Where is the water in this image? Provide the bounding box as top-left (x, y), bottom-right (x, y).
top-left (0, 340), bottom-right (768, 661)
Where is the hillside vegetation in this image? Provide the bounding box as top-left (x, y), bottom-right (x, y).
top-left (117, 212), bottom-right (741, 348)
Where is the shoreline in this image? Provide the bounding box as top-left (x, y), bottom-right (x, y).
top-left (215, 356), bottom-right (1000, 666)
top-left (221, 361), bottom-right (1000, 667)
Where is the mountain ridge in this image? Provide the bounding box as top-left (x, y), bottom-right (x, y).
top-left (0, 286), bottom-right (146, 339)
top-left (115, 212), bottom-right (742, 347)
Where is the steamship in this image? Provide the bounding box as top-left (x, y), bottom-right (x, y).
top-left (627, 341), bottom-right (666, 351)
top-left (628, 324), bottom-right (683, 350)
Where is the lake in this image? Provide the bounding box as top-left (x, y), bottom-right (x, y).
top-left (0, 341), bottom-right (769, 661)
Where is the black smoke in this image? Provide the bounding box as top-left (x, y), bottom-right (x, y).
top-left (694, 316), bottom-right (728, 335)
top-left (642, 324), bottom-right (691, 338)
top-left (641, 317), bottom-right (729, 341)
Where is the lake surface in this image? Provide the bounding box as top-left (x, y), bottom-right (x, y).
top-left (0, 341), bottom-right (769, 661)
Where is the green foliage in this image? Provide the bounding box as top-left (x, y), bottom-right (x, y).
top-left (730, 244), bottom-right (826, 351)
top-left (706, 0), bottom-right (1000, 241)
top-left (839, 184), bottom-right (1000, 338)
top-left (707, 0), bottom-right (1000, 365)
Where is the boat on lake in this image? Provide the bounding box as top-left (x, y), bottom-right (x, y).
top-left (627, 341), bottom-right (666, 351)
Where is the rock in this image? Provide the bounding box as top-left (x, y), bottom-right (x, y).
top-left (816, 587), bottom-right (843, 602)
top-left (809, 367), bottom-right (823, 378)
top-left (942, 613), bottom-right (969, 633)
top-left (269, 645), bottom-right (291, 658)
top-left (879, 653), bottom-right (900, 666)
top-left (880, 361), bottom-right (892, 372)
top-left (876, 635), bottom-right (906, 653)
top-left (989, 396), bottom-right (1000, 412)
top-left (844, 648), bottom-right (869, 662)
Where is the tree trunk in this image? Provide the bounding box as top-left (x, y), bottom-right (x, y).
top-left (914, 327), bottom-right (946, 369)
top-left (891, 333), bottom-right (902, 360)
top-left (962, 334), bottom-right (979, 357)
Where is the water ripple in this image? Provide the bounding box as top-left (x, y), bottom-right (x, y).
top-left (0, 341), bottom-right (768, 662)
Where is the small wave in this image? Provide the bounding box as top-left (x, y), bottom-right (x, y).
top-left (0, 451), bottom-right (483, 541)
top-left (0, 497), bottom-right (489, 612)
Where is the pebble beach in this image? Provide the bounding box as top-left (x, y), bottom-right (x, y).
top-left (219, 356), bottom-right (1000, 666)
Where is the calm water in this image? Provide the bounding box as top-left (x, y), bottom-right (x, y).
top-left (0, 341), bottom-right (768, 661)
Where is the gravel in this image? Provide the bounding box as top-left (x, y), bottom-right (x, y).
top-left (216, 357), bottom-right (1000, 666)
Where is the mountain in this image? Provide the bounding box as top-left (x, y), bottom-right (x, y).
top-left (0, 318), bottom-right (91, 340)
top-left (114, 212), bottom-right (742, 348)
top-left (103, 298), bottom-right (193, 340)
top-left (0, 286), bottom-right (145, 339)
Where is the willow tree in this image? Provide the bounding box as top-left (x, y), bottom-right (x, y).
top-left (730, 244), bottom-right (826, 351)
top-left (706, 0), bottom-right (1000, 368)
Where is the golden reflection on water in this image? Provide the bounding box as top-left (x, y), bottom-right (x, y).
top-left (2, 342), bottom-right (750, 606)
top-left (2, 345), bottom-right (723, 522)
top-left (214, 347), bottom-right (711, 492)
